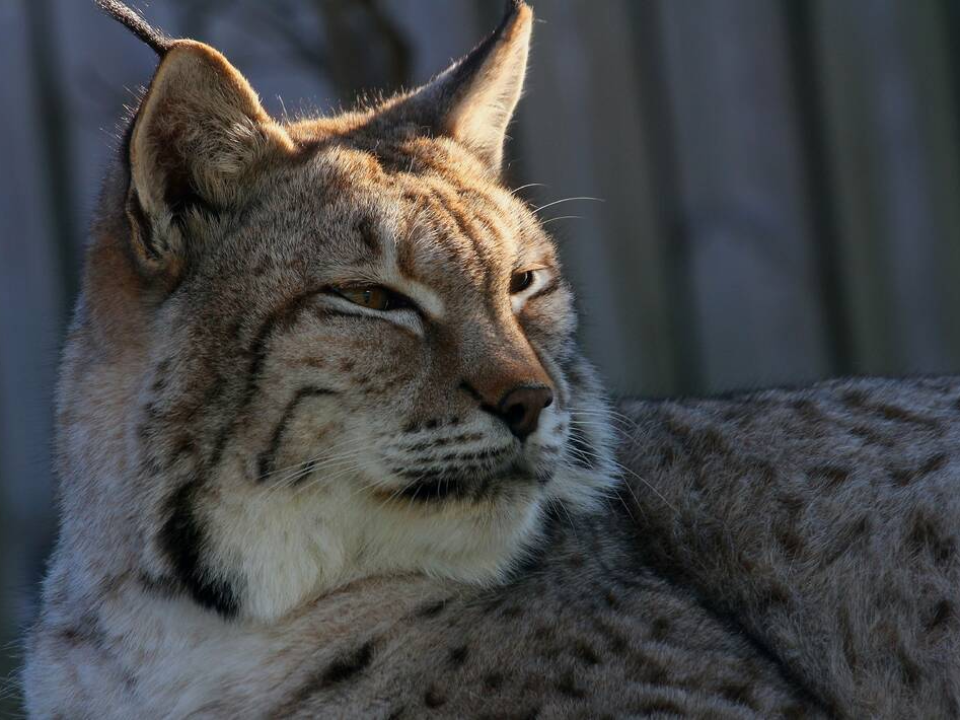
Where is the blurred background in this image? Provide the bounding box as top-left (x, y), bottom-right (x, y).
top-left (1, 0), bottom-right (959, 711)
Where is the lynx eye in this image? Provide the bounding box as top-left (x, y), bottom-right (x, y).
top-left (510, 270), bottom-right (536, 294)
top-left (334, 286), bottom-right (413, 312)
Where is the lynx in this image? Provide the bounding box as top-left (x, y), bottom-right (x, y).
top-left (23, 1), bottom-right (960, 717)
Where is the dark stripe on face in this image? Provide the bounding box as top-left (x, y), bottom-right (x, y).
top-left (429, 183), bottom-right (502, 300)
top-left (395, 475), bottom-right (471, 503)
top-left (159, 289), bottom-right (323, 616)
top-left (354, 217), bottom-right (382, 258)
top-left (158, 481), bottom-right (242, 618)
top-left (208, 288), bottom-right (323, 469)
top-left (391, 459), bottom-right (536, 504)
top-left (257, 386), bottom-right (338, 482)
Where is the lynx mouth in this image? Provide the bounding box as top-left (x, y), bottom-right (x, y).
top-left (379, 459), bottom-right (548, 505)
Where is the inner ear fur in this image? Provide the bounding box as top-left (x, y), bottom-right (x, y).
top-left (126, 40), bottom-right (292, 271)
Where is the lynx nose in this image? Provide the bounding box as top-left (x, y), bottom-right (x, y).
top-left (497, 385), bottom-right (554, 440)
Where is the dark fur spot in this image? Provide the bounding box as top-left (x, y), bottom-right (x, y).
top-left (877, 403), bottom-right (939, 430)
top-left (415, 600), bottom-right (447, 619)
top-left (776, 527), bottom-right (806, 561)
top-left (849, 424), bottom-right (895, 448)
top-left (500, 604), bottom-right (524, 619)
top-left (919, 453), bottom-right (948, 476)
top-left (791, 398), bottom-right (826, 424)
top-left (821, 517), bottom-right (870, 568)
top-left (448, 645), bottom-right (469, 668)
top-left (532, 624), bottom-right (554, 642)
top-left (424, 686), bottom-right (446, 708)
top-left (720, 683), bottom-right (753, 708)
top-left (483, 672), bottom-right (504, 690)
top-left (892, 454), bottom-right (948, 486)
top-left (592, 618), bottom-right (629, 655)
top-left (838, 605), bottom-right (859, 670)
top-left (891, 468), bottom-right (915, 486)
top-left (807, 465), bottom-right (850, 487)
top-left (755, 584), bottom-right (791, 611)
top-left (604, 588), bottom-right (621, 610)
top-left (555, 671), bottom-right (586, 698)
top-left (897, 645), bottom-right (922, 688)
top-left (320, 640), bottom-right (375, 686)
top-left (639, 662), bottom-right (668, 685)
top-left (908, 515), bottom-right (955, 567)
top-left (633, 700), bottom-right (682, 714)
top-left (782, 704), bottom-right (808, 720)
top-left (573, 640), bottom-right (601, 666)
top-left (926, 599), bottom-right (953, 631)
top-left (696, 427), bottom-right (729, 456)
top-left (482, 596), bottom-right (506, 615)
top-left (841, 388), bottom-right (868, 408)
top-left (656, 445), bottom-right (679, 469)
top-left (649, 617), bottom-right (671, 641)
top-left (137, 571), bottom-right (178, 598)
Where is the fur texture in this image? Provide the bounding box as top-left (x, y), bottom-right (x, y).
top-left (22, 2), bottom-right (960, 718)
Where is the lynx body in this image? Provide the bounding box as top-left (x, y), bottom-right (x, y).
top-left (23, 2), bottom-right (960, 717)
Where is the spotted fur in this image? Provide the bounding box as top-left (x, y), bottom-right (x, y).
top-left (22, 2), bottom-right (960, 718)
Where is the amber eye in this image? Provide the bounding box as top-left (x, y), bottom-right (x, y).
top-left (510, 270), bottom-right (535, 294)
top-left (335, 286), bottom-right (412, 312)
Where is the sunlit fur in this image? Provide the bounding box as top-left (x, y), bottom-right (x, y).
top-left (24, 4), bottom-right (619, 715)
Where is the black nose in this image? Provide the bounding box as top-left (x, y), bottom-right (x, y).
top-left (497, 385), bottom-right (554, 440)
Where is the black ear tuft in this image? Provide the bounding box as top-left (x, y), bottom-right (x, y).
top-left (503, 0), bottom-right (527, 19)
top-left (95, 0), bottom-right (172, 55)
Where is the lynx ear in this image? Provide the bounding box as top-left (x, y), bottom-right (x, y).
top-left (126, 41), bottom-right (289, 271)
top-left (393, 0), bottom-right (533, 175)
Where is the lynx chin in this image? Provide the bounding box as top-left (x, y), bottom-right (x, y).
top-left (22, 1), bottom-right (960, 718)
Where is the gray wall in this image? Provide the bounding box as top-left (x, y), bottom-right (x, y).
top-left (2, 0), bottom-right (959, 712)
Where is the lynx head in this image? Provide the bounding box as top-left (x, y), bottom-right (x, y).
top-left (58, 0), bottom-right (617, 621)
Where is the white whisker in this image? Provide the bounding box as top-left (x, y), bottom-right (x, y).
top-left (531, 196), bottom-right (605, 214)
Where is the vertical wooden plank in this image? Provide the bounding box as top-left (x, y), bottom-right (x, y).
top-left (517, 0), bottom-right (677, 396)
top-left (813, 0), bottom-right (897, 374)
top-left (815, 0), bottom-right (958, 375)
top-left (904, 0), bottom-right (960, 368)
top-left (0, 2), bottom-right (63, 714)
top-left (783, 0), bottom-right (854, 376)
top-left (656, 0), bottom-right (830, 392)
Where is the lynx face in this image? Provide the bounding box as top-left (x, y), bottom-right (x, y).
top-left (61, 1), bottom-right (617, 621)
